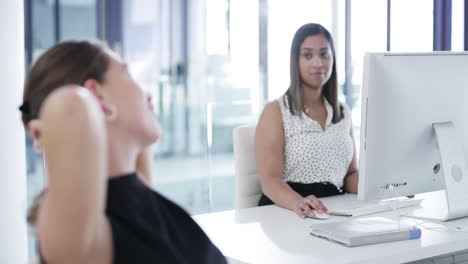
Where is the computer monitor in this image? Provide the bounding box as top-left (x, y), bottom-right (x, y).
top-left (358, 52), bottom-right (468, 221)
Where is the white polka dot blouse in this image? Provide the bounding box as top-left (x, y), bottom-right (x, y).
top-left (278, 95), bottom-right (354, 188)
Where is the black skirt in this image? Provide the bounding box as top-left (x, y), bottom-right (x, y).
top-left (258, 181), bottom-right (344, 206)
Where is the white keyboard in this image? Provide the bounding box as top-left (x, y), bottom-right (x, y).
top-left (322, 194), bottom-right (423, 217)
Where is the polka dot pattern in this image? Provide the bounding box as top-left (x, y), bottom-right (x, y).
top-left (278, 96), bottom-right (354, 188)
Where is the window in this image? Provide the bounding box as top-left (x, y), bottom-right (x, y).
top-left (60, 0), bottom-right (97, 40)
top-left (349, 0), bottom-right (387, 131)
top-left (452, 0), bottom-right (465, 51)
top-left (267, 0), bottom-right (333, 100)
top-left (390, 0), bottom-right (433, 52)
top-left (121, 0), bottom-right (261, 214)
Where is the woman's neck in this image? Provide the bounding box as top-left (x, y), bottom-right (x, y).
top-left (107, 138), bottom-right (139, 178)
top-left (301, 84), bottom-right (323, 107)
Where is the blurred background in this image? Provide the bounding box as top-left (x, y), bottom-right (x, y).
top-left (23, 0), bottom-right (465, 260)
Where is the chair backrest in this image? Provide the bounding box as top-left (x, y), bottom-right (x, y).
top-left (233, 125), bottom-right (262, 209)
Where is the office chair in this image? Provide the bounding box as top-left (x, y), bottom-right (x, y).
top-left (233, 125), bottom-right (262, 209)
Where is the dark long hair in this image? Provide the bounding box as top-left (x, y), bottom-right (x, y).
top-left (21, 40), bottom-right (111, 226)
top-left (284, 23), bottom-right (342, 123)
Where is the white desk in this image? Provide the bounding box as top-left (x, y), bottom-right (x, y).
top-left (193, 196), bottom-right (468, 264)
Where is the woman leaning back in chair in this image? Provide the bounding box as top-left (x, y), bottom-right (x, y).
top-left (256, 23), bottom-right (359, 218)
top-left (21, 41), bottom-right (226, 263)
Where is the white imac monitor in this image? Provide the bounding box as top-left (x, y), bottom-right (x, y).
top-left (358, 52), bottom-right (468, 221)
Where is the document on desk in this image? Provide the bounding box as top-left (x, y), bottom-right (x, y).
top-left (309, 217), bottom-right (422, 247)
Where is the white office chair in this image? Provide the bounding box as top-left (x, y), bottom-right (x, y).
top-left (233, 125), bottom-right (262, 209)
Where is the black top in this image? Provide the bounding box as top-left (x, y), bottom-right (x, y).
top-left (258, 181), bottom-right (344, 206)
top-left (41, 173), bottom-right (227, 264)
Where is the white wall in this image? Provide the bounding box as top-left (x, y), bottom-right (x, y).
top-left (0, 0), bottom-right (28, 263)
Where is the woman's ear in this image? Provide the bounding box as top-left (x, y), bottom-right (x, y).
top-left (82, 79), bottom-right (105, 102)
top-left (83, 79), bottom-right (115, 117)
top-left (27, 119), bottom-right (43, 151)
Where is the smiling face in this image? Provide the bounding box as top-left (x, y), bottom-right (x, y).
top-left (298, 34), bottom-right (334, 90)
top-left (100, 50), bottom-right (161, 147)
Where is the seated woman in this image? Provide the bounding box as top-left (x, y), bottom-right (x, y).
top-left (21, 41), bottom-right (227, 264)
top-left (255, 23), bottom-right (359, 218)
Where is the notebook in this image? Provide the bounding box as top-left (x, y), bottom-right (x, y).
top-left (309, 217), bottom-right (422, 247)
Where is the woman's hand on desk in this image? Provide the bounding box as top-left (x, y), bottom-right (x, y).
top-left (295, 195), bottom-right (329, 219)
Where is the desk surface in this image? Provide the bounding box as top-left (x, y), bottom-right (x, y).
top-left (193, 195), bottom-right (468, 264)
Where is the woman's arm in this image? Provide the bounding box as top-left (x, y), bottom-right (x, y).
top-left (36, 86), bottom-right (112, 264)
top-left (256, 102), bottom-right (326, 218)
top-left (136, 147), bottom-right (154, 188)
top-left (343, 126), bottom-right (359, 193)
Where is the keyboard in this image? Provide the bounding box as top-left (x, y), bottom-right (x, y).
top-left (322, 194), bottom-right (423, 217)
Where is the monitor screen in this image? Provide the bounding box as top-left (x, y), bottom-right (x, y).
top-left (358, 52), bottom-right (468, 202)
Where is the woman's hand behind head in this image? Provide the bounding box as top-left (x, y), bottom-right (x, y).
top-left (32, 85), bottom-right (112, 263)
top-left (28, 85), bottom-right (106, 152)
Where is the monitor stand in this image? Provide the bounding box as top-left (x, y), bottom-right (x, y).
top-left (402, 122), bottom-right (468, 221)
